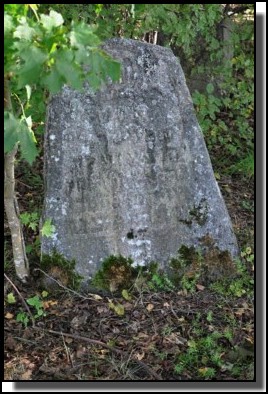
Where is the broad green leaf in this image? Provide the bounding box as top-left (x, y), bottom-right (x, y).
top-left (40, 10), bottom-right (64, 31)
top-left (86, 73), bottom-right (102, 91)
top-left (55, 50), bottom-right (83, 90)
top-left (7, 292), bottom-right (16, 304)
top-left (14, 18), bottom-right (35, 40)
top-left (4, 112), bottom-right (20, 153)
top-left (15, 45), bottom-right (47, 88)
top-left (107, 59), bottom-right (121, 82)
top-left (27, 295), bottom-right (42, 308)
top-left (4, 13), bottom-right (14, 34)
top-left (42, 68), bottom-right (65, 94)
top-left (41, 219), bottom-right (56, 237)
top-left (69, 22), bottom-right (101, 47)
top-left (4, 111), bottom-right (38, 164)
top-left (19, 122), bottom-right (38, 165)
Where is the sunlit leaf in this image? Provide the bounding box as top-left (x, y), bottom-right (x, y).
top-left (5, 312), bottom-right (14, 319)
top-left (122, 289), bottom-right (132, 301)
top-left (41, 219), bottom-right (56, 237)
top-left (40, 10), bottom-right (64, 31)
top-left (146, 303), bottom-right (154, 312)
top-left (7, 293), bottom-right (16, 304)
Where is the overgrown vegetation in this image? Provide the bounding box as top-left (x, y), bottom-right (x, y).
top-left (39, 3), bottom-right (254, 179)
top-left (39, 252), bottom-right (84, 291)
top-left (91, 255), bottom-right (137, 292)
top-left (4, 4), bottom-right (254, 382)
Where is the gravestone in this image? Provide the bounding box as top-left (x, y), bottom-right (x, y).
top-left (42, 38), bottom-right (238, 282)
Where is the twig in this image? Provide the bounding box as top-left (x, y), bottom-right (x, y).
top-left (4, 273), bottom-right (35, 327)
top-left (16, 179), bottom-right (33, 189)
top-left (61, 331), bottom-right (73, 367)
top-left (33, 268), bottom-right (103, 301)
top-left (33, 326), bottom-right (162, 380)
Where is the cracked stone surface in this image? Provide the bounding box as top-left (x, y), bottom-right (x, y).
top-left (42, 38), bottom-right (238, 282)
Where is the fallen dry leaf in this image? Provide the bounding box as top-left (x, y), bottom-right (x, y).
top-left (146, 303), bottom-right (154, 312)
top-left (5, 312), bottom-right (14, 319)
top-left (42, 300), bottom-right (58, 309)
top-left (21, 369), bottom-right (32, 380)
top-left (89, 293), bottom-right (103, 301)
top-left (196, 284), bottom-right (205, 291)
top-left (5, 335), bottom-right (16, 350)
top-left (135, 352), bottom-right (145, 361)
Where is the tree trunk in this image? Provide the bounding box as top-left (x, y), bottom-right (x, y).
top-left (4, 77), bottom-right (29, 282)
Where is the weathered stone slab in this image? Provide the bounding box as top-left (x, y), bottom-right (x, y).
top-left (42, 38), bottom-right (238, 281)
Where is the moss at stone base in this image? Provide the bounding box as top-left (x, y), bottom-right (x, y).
top-left (40, 251), bottom-right (83, 291)
top-left (91, 255), bottom-right (137, 292)
top-left (168, 238), bottom-right (237, 288)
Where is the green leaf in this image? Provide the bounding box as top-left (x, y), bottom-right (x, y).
top-left (27, 295), bottom-right (42, 308)
top-left (122, 289), bottom-right (132, 301)
top-left (107, 59), bottom-right (121, 82)
top-left (36, 309), bottom-right (44, 317)
top-left (16, 312), bottom-right (29, 327)
top-left (42, 68), bottom-right (65, 94)
top-left (4, 112), bottom-right (37, 164)
top-left (214, 172), bottom-right (221, 180)
top-left (15, 44), bottom-right (48, 88)
top-left (55, 50), bottom-right (83, 90)
top-left (40, 10), bottom-right (64, 31)
top-left (69, 22), bottom-right (101, 47)
top-left (86, 73), bottom-right (102, 91)
top-left (41, 219), bottom-right (56, 237)
top-left (4, 13), bottom-right (14, 34)
top-left (4, 112), bottom-right (20, 152)
top-left (206, 83), bottom-right (214, 94)
top-left (20, 212), bottom-right (31, 225)
top-left (41, 290), bottom-right (48, 298)
top-left (28, 222), bottom-right (38, 231)
top-left (19, 122), bottom-right (38, 165)
top-left (14, 17), bottom-right (35, 40)
top-left (108, 302), bottom-right (125, 316)
top-left (7, 292), bottom-right (16, 304)
top-left (114, 304), bottom-right (125, 316)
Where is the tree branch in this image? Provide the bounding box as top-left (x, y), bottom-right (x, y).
top-left (33, 326), bottom-right (163, 380)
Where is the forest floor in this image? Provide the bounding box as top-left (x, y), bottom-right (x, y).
top-left (4, 152), bottom-right (254, 381)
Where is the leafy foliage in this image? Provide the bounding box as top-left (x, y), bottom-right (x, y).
top-left (4, 111), bottom-right (37, 164)
top-left (40, 4), bottom-right (254, 177)
top-left (20, 211), bottom-right (39, 231)
top-left (4, 4), bottom-right (121, 164)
